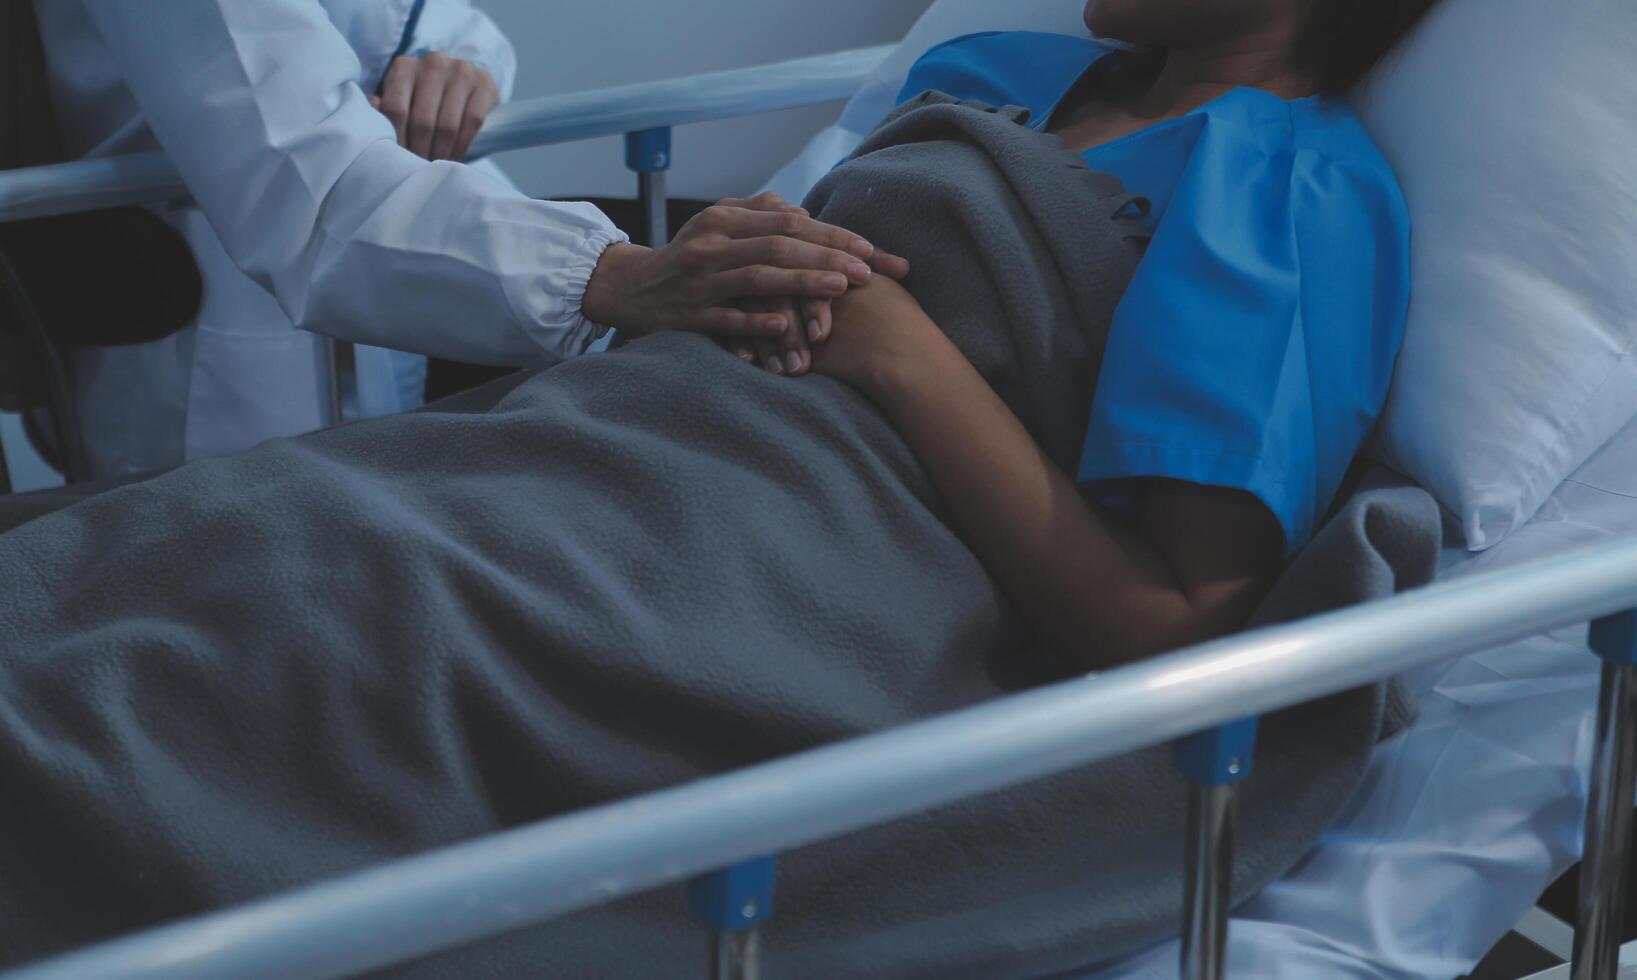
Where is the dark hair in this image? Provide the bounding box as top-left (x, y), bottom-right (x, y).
top-left (1288, 0), bottom-right (1440, 95)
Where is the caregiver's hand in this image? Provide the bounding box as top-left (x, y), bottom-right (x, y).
top-left (371, 53), bottom-right (500, 162)
top-left (582, 193), bottom-right (909, 341)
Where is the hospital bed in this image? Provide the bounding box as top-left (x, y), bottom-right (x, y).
top-left (0, 16), bottom-right (1634, 980)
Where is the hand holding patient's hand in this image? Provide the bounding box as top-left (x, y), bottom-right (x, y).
top-left (371, 53), bottom-right (500, 161)
top-left (582, 193), bottom-right (907, 353)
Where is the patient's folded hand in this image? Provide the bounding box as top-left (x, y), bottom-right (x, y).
top-left (725, 296), bottom-right (817, 376)
top-left (724, 278), bottom-right (936, 387)
top-left (808, 277), bottom-right (948, 397)
top-left (708, 201), bottom-right (910, 378)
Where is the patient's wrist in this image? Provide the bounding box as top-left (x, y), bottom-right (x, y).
top-left (861, 321), bottom-right (965, 408)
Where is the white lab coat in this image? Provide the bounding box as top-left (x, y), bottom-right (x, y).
top-left (32, 0), bottom-right (629, 476)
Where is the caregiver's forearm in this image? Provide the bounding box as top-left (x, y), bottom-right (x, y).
top-left (867, 344), bottom-right (1238, 670)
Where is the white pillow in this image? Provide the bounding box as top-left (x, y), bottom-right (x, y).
top-left (1357, 0), bottom-right (1637, 550)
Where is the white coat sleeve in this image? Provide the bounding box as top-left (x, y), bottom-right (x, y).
top-left (408, 0), bottom-right (519, 101)
top-left (83, 0), bottom-right (627, 366)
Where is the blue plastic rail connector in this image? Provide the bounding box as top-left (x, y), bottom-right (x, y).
top-left (625, 127), bottom-right (673, 174)
top-left (1591, 609), bottom-right (1637, 666)
top-left (687, 856), bottom-right (775, 932)
top-left (1175, 716), bottom-right (1259, 786)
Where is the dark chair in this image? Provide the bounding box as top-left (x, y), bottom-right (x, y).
top-left (0, 0), bottom-right (203, 491)
top-left (0, 249), bottom-right (88, 489)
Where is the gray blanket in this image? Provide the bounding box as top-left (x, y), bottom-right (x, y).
top-left (0, 95), bottom-right (1440, 978)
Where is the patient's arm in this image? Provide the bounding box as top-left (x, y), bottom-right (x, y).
top-left (812, 278), bottom-right (1284, 672)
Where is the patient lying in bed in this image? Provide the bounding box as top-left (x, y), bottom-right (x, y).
top-left (0, 2), bottom-right (1437, 977)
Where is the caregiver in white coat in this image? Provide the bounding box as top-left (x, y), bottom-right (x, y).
top-left (32, 0), bottom-right (896, 477)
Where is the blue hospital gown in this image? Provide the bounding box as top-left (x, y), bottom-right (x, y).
top-left (899, 32), bottom-right (1412, 555)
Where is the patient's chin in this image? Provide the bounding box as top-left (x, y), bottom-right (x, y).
top-left (1083, 0), bottom-right (1269, 50)
top-left (1083, 0), bottom-right (1163, 45)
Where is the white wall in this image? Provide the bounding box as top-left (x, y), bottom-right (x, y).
top-left (479, 0), bottom-right (932, 201)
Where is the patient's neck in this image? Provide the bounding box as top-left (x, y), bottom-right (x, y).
top-left (1051, 26), bottom-right (1315, 154)
top-left (1134, 30), bottom-right (1314, 118)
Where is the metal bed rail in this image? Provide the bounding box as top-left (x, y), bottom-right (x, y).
top-left (8, 533), bottom-right (1637, 980)
top-left (0, 43), bottom-right (893, 480)
top-left (0, 44), bottom-right (895, 224)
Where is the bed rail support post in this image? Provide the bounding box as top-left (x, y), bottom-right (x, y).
top-left (322, 337), bottom-right (345, 427)
top-left (1175, 716), bottom-right (1258, 980)
top-left (1573, 611), bottom-right (1637, 980)
top-left (626, 127), bottom-right (673, 248)
top-left (687, 855), bottom-right (775, 980)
